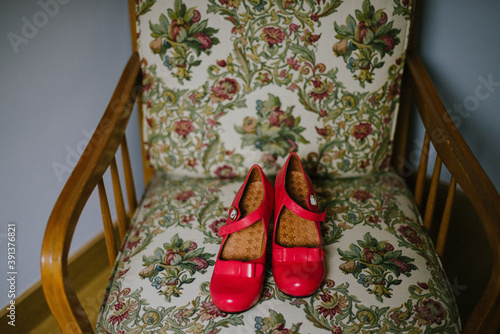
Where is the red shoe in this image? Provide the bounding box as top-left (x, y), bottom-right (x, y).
top-left (272, 152), bottom-right (326, 296)
top-left (210, 165), bottom-right (274, 312)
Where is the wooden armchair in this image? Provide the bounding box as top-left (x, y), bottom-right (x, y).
top-left (41, 1), bottom-right (500, 333)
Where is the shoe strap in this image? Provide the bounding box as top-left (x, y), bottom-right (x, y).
top-left (274, 247), bottom-right (324, 263)
top-left (218, 205), bottom-right (267, 237)
top-left (282, 192), bottom-right (326, 222)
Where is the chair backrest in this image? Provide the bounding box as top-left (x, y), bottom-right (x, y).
top-left (132, 0), bottom-right (414, 178)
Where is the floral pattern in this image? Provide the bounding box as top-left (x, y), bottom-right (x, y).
top-left (333, 0), bottom-right (401, 86)
top-left (139, 234), bottom-right (215, 302)
top-left (96, 171), bottom-right (461, 333)
top-left (338, 232), bottom-right (418, 301)
top-left (136, 0), bottom-right (414, 178)
top-left (254, 310), bottom-right (302, 334)
top-left (149, 0), bottom-right (220, 82)
top-left (393, 0), bottom-right (413, 20)
top-left (234, 94), bottom-right (308, 170)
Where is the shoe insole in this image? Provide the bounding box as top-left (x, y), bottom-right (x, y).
top-left (276, 170), bottom-right (320, 248)
top-left (221, 177), bottom-right (265, 262)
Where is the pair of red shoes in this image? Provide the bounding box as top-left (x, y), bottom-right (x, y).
top-left (210, 153), bottom-right (326, 313)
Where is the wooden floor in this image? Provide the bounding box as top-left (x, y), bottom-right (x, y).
top-left (32, 267), bottom-right (110, 333)
top-left (0, 231), bottom-right (114, 334)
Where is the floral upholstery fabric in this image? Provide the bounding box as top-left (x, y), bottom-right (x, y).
top-left (95, 0), bottom-right (461, 332)
top-left (96, 170), bottom-right (460, 333)
top-left (136, 0), bottom-right (413, 178)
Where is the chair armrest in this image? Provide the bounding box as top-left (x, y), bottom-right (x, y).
top-left (40, 53), bottom-right (142, 333)
top-left (406, 53), bottom-right (500, 333)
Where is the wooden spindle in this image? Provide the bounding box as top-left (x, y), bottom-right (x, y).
top-left (110, 157), bottom-right (128, 241)
top-left (414, 132), bottom-right (430, 209)
top-left (436, 177), bottom-right (457, 257)
top-left (97, 179), bottom-right (118, 266)
top-left (423, 156), bottom-right (442, 231)
top-left (121, 135), bottom-right (137, 214)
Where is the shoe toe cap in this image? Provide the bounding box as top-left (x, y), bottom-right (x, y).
top-left (210, 275), bottom-right (263, 313)
top-left (273, 262), bottom-right (325, 296)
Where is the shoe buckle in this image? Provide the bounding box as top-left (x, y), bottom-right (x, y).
top-left (309, 194), bottom-right (317, 206)
top-left (228, 206), bottom-right (238, 221)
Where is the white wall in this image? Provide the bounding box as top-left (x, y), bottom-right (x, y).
top-left (1, 0), bottom-right (499, 310)
top-left (409, 0), bottom-right (500, 189)
top-left (0, 0), bottom-right (143, 309)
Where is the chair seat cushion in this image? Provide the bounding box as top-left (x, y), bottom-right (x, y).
top-left (96, 170), bottom-right (460, 333)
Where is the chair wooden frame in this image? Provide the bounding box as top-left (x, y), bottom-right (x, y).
top-left (41, 3), bottom-right (500, 334)
top-left (40, 52), bottom-right (142, 333)
top-left (404, 54), bottom-right (500, 333)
